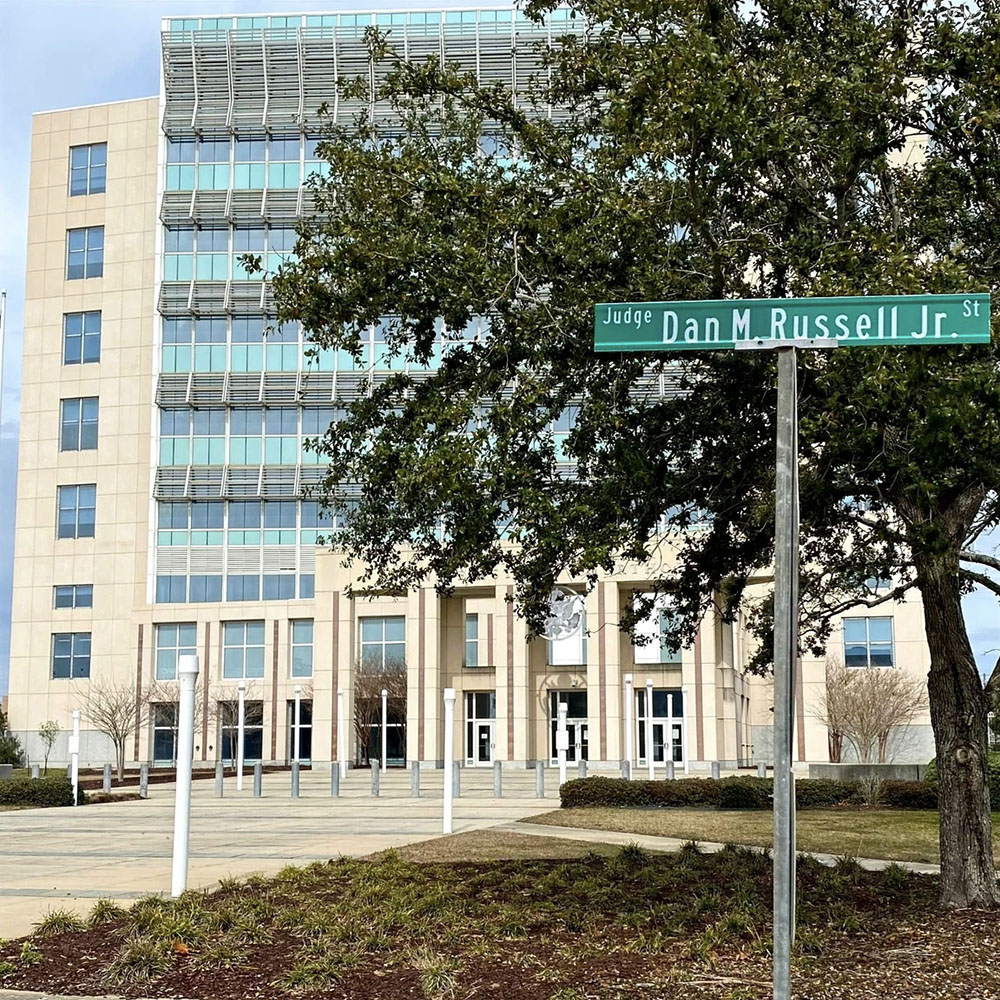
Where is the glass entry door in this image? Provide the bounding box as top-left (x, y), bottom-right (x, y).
top-left (475, 722), bottom-right (494, 765)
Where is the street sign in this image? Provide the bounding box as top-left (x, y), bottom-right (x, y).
top-left (593, 293), bottom-right (991, 351)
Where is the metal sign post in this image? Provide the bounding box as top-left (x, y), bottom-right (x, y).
top-left (593, 291), bottom-right (990, 1000)
top-left (171, 654), bottom-right (199, 897)
top-left (236, 680), bottom-right (246, 791)
top-left (443, 688), bottom-right (456, 834)
top-left (624, 673), bottom-right (634, 779)
top-left (381, 688), bottom-right (388, 773)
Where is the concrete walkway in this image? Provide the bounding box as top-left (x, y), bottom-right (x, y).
top-left (498, 820), bottom-right (942, 874)
top-left (0, 766), bottom-right (552, 938)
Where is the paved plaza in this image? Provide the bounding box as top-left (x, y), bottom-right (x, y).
top-left (0, 766), bottom-right (553, 938)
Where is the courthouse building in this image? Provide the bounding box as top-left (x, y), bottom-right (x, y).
top-left (7, 7), bottom-right (935, 770)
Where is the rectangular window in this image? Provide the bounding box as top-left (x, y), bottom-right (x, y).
top-left (287, 698), bottom-right (313, 761)
top-left (219, 700), bottom-right (263, 763)
top-left (843, 617), bottom-right (895, 668)
top-left (53, 584), bottom-right (93, 609)
top-left (66, 226), bottom-right (104, 279)
top-left (155, 623), bottom-right (197, 680)
top-left (63, 311), bottom-right (101, 364)
top-left (69, 142), bottom-right (107, 196)
top-left (465, 613), bottom-right (479, 667)
top-left (633, 592), bottom-right (682, 665)
top-left (291, 620), bottom-right (313, 677)
top-left (57, 484), bottom-right (96, 538)
top-left (189, 574), bottom-right (223, 603)
top-left (360, 616), bottom-right (405, 671)
top-left (155, 575), bottom-right (187, 604)
top-left (60, 397), bottom-right (99, 451)
top-left (152, 703), bottom-right (179, 763)
top-left (222, 621), bottom-right (265, 679)
top-left (51, 632), bottom-right (91, 678)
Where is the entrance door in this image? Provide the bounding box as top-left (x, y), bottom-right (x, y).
top-left (670, 723), bottom-right (683, 763)
top-left (564, 723), bottom-right (589, 762)
top-left (476, 723), bottom-right (494, 765)
top-left (652, 722), bottom-right (666, 763)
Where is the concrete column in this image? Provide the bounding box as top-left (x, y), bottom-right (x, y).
top-left (102, 763), bottom-right (111, 792)
top-left (411, 760), bottom-right (420, 797)
top-left (665, 760), bottom-right (675, 780)
top-left (370, 760), bottom-right (379, 797)
top-left (139, 764), bottom-right (149, 799)
top-left (535, 760), bottom-right (545, 797)
top-left (711, 760), bottom-right (721, 779)
top-left (758, 761), bottom-right (767, 778)
top-left (214, 760), bottom-right (224, 797)
top-left (577, 758), bottom-right (587, 779)
top-left (291, 761), bottom-right (300, 797)
top-left (493, 759), bottom-right (502, 797)
top-left (330, 765), bottom-right (340, 797)
top-left (253, 761), bottom-right (262, 796)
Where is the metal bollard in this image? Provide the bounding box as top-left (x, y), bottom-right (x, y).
top-left (711, 761), bottom-right (721, 780)
top-left (253, 761), bottom-right (262, 797)
top-left (535, 760), bottom-right (545, 798)
top-left (665, 760), bottom-right (675, 780)
top-left (757, 761), bottom-right (767, 778)
top-left (215, 760), bottom-right (224, 797)
top-left (411, 761), bottom-right (420, 798)
top-left (493, 760), bottom-right (502, 798)
top-left (577, 759), bottom-right (587, 780)
top-left (619, 759), bottom-right (628, 779)
top-left (370, 761), bottom-right (379, 797)
top-left (452, 760), bottom-right (461, 798)
top-left (291, 762), bottom-right (300, 798)
top-left (139, 763), bottom-right (149, 799)
top-left (30, 764), bottom-right (40, 780)
top-left (103, 763), bottom-right (112, 792)
top-left (331, 765), bottom-right (340, 797)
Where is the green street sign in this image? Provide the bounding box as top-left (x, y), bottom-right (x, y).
top-left (593, 293), bottom-right (991, 351)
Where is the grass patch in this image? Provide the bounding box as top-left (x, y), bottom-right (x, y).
top-left (528, 807), bottom-right (964, 863)
top-left (390, 829), bottom-right (629, 863)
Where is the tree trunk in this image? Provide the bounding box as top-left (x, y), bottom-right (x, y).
top-left (117, 741), bottom-right (126, 782)
top-left (918, 556), bottom-right (998, 908)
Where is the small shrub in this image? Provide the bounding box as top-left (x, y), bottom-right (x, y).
top-left (718, 776), bottom-right (771, 809)
top-left (33, 908), bottom-right (86, 937)
top-left (0, 774), bottom-right (76, 808)
top-left (18, 941), bottom-right (42, 966)
top-left (926, 751), bottom-right (1000, 806)
top-left (858, 775), bottom-right (884, 808)
top-left (410, 946), bottom-right (460, 999)
top-left (0, 960), bottom-right (16, 976)
top-left (89, 899), bottom-right (126, 927)
top-left (881, 780), bottom-right (938, 809)
top-left (101, 936), bottom-right (172, 986)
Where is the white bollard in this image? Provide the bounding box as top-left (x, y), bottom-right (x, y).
top-left (646, 679), bottom-right (655, 781)
top-left (557, 702), bottom-right (568, 787)
top-left (443, 688), bottom-right (456, 834)
top-left (381, 688), bottom-right (388, 774)
top-left (171, 654), bottom-right (199, 897)
top-left (294, 684), bottom-right (302, 765)
top-left (236, 680), bottom-right (246, 792)
top-left (337, 688), bottom-right (346, 780)
top-left (70, 710), bottom-right (81, 806)
top-left (624, 673), bottom-right (634, 780)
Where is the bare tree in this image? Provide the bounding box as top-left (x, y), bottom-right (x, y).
top-left (815, 658), bottom-right (925, 764)
top-left (86, 681), bottom-right (152, 780)
top-left (352, 664), bottom-right (407, 766)
top-left (210, 682), bottom-right (261, 766)
top-left (37, 720), bottom-right (61, 774)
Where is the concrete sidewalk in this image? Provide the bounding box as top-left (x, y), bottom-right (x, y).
top-left (0, 766), bottom-right (552, 938)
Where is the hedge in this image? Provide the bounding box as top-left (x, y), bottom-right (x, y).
top-left (0, 774), bottom-right (78, 808)
top-left (925, 752), bottom-right (1000, 808)
top-left (559, 775), bottom-right (939, 810)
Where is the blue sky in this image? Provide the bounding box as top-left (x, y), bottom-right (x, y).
top-left (0, 1), bottom-right (998, 695)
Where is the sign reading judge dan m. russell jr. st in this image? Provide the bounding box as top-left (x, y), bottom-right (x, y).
top-left (593, 293), bottom-right (991, 352)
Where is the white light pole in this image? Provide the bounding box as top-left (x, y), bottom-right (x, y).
top-left (646, 678), bottom-right (655, 780)
top-left (70, 709), bottom-right (80, 806)
top-left (171, 654), bottom-right (199, 897)
top-left (380, 688), bottom-right (388, 773)
top-left (293, 684), bottom-right (302, 764)
top-left (557, 701), bottom-right (568, 787)
top-left (236, 680), bottom-right (246, 791)
top-left (337, 687), bottom-right (346, 778)
top-left (624, 673), bottom-right (634, 778)
top-left (443, 688), bottom-right (456, 834)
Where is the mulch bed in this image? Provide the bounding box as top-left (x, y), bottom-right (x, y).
top-left (2, 845), bottom-right (1000, 999)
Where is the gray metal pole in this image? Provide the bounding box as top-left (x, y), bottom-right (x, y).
top-left (253, 761), bottom-right (262, 797)
top-left (370, 760), bottom-right (379, 797)
top-left (535, 760), bottom-right (545, 798)
top-left (452, 760), bottom-right (461, 798)
top-left (331, 764), bottom-right (340, 797)
top-left (291, 761), bottom-right (300, 798)
top-left (103, 763), bottom-right (112, 792)
top-left (619, 759), bottom-right (628, 779)
top-left (139, 763), bottom-right (149, 799)
top-left (758, 761), bottom-right (767, 778)
top-left (711, 761), bottom-right (721, 780)
top-left (411, 760), bottom-right (420, 797)
top-left (773, 346), bottom-right (799, 1000)
top-left (493, 759), bottom-right (502, 797)
top-left (665, 760), bottom-right (675, 780)
top-left (577, 758), bottom-right (587, 780)
top-left (215, 759), bottom-right (224, 797)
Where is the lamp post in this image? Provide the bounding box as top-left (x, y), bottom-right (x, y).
top-left (646, 678), bottom-right (655, 780)
top-left (293, 684), bottom-right (302, 764)
top-left (236, 680), bottom-right (246, 791)
top-left (70, 709), bottom-right (80, 806)
top-left (624, 673), bottom-right (633, 779)
top-left (443, 688), bottom-right (456, 834)
top-left (381, 688), bottom-right (388, 773)
top-left (557, 701), bottom-right (568, 787)
top-left (337, 687), bottom-right (346, 778)
top-left (171, 654), bottom-right (199, 897)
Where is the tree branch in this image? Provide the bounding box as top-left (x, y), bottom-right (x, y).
top-left (959, 568), bottom-right (1000, 600)
top-left (961, 550), bottom-right (1000, 574)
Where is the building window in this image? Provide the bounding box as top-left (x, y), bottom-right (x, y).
top-left (290, 620), bottom-right (313, 677)
top-left (219, 700), bottom-right (264, 763)
top-left (287, 698), bottom-right (313, 761)
top-left (465, 614), bottom-right (479, 667)
top-left (57, 484), bottom-right (96, 539)
top-left (53, 584), bottom-right (93, 609)
top-left (66, 226), bottom-right (104, 279)
top-left (52, 632), bottom-right (91, 678)
top-left (360, 616), bottom-right (405, 671)
top-left (60, 397), bottom-right (99, 451)
top-left (222, 621), bottom-right (265, 679)
top-left (63, 311), bottom-right (101, 364)
top-left (152, 703), bottom-right (178, 764)
top-left (633, 593), bottom-right (683, 665)
top-left (155, 623), bottom-right (197, 681)
top-left (69, 143), bottom-right (107, 196)
top-left (844, 617), bottom-right (894, 668)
